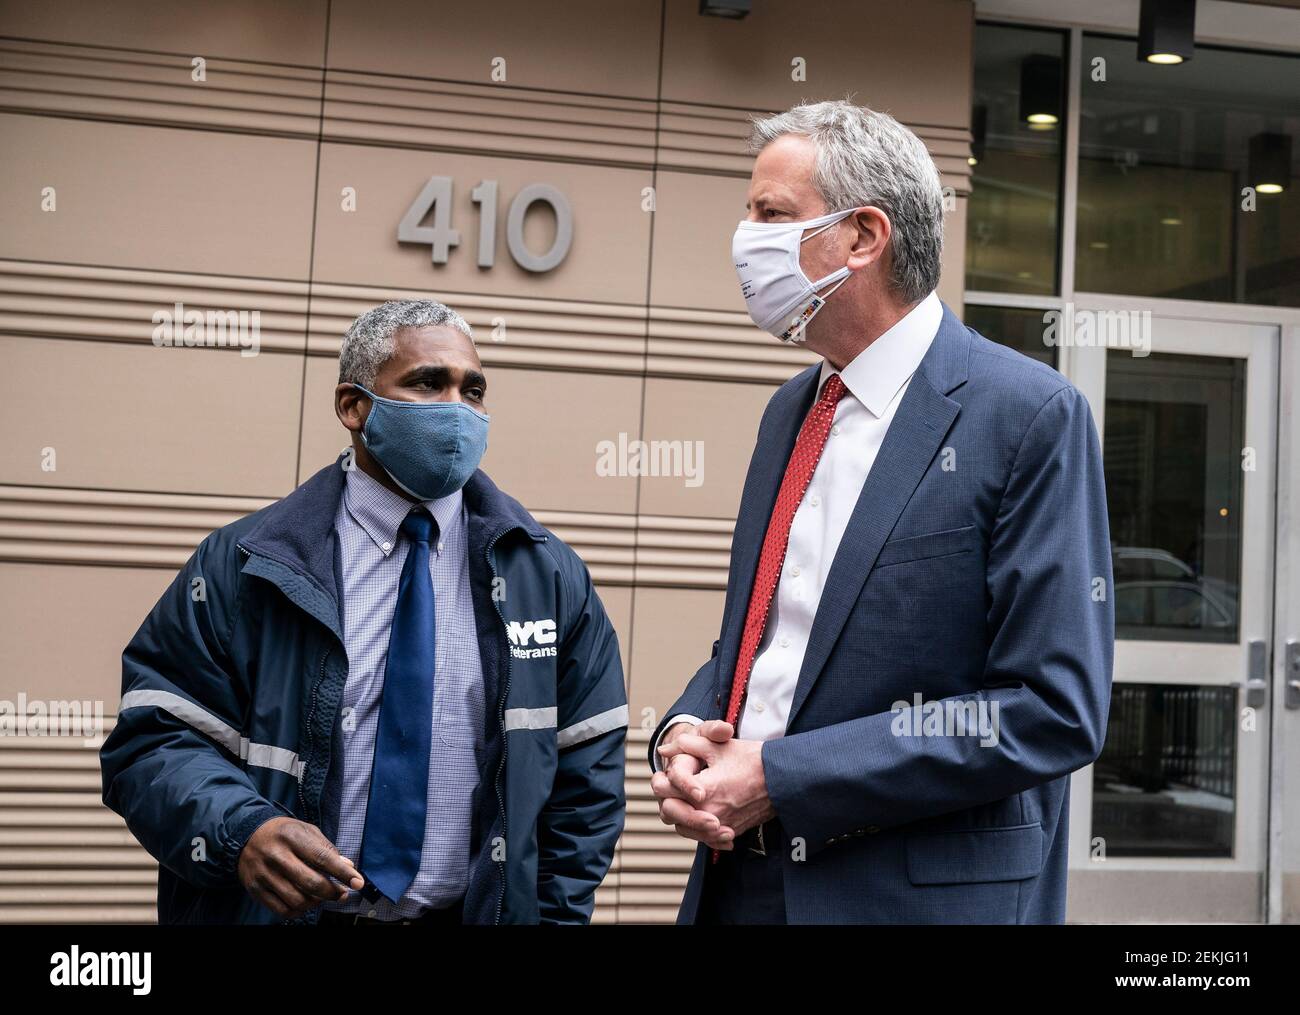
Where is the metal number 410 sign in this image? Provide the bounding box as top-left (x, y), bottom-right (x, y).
top-left (397, 175), bottom-right (573, 273)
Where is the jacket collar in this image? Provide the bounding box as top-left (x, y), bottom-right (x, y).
top-left (239, 457), bottom-right (347, 603)
top-left (917, 300), bottom-right (971, 398)
top-left (461, 468), bottom-right (549, 543)
top-left (237, 455), bottom-right (546, 640)
top-left (771, 298), bottom-right (971, 423)
top-left (816, 291), bottom-right (944, 417)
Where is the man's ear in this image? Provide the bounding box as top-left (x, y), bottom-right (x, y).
top-left (335, 383), bottom-right (367, 433)
top-left (845, 206), bottom-right (891, 273)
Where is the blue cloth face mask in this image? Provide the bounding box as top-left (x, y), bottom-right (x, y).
top-left (352, 385), bottom-right (490, 501)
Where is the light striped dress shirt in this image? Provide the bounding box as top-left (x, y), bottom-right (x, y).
top-left (322, 465), bottom-right (483, 919)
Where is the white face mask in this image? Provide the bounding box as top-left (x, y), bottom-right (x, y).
top-left (732, 208), bottom-right (857, 342)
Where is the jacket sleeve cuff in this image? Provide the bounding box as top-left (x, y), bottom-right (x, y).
top-left (761, 733), bottom-right (842, 857)
top-left (219, 801), bottom-right (293, 876)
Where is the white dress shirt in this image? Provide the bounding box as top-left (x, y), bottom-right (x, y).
top-left (654, 291), bottom-right (941, 763)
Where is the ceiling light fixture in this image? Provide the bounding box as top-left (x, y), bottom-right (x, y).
top-left (1139, 0), bottom-right (1195, 65)
top-left (1019, 55), bottom-right (1062, 128)
top-left (699, 0), bottom-right (750, 18)
top-left (1249, 132), bottom-right (1291, 194)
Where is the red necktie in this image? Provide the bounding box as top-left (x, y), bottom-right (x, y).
top-left (725, 372), bottom-right (848, 728)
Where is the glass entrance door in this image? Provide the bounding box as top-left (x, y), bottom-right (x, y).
top-left (1067, 302), bottom-right (1279, 922)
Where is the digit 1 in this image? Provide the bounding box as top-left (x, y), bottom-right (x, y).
top-left (471, 180), bottom-right (498, 268)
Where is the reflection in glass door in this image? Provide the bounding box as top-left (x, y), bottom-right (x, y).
top-left (1106, 353), bottom-right (1245, 645)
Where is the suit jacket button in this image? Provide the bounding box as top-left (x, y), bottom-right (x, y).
top-left (715, 694), bottom-right (722, 708)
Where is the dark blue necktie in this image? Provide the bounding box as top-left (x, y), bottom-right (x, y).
top-left (359, 507), bottom-right (437, 903)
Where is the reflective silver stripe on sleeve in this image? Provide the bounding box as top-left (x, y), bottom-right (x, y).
top-left (503, 706), bottom-right (558, 732)
top-left (557, 704), bottom-right (629, 749)
top-left (244, 742), bottom-right (306, 780)
top-left (118, 689), bottom-right (305, 780)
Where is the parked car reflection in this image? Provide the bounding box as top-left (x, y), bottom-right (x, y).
top-left (1112, 546), bottom-right (1238, 639)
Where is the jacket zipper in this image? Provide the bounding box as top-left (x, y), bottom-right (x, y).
top-left (300, 649), bottom-right (328, 816)
top-left (485, 528), bottom-right (511, 926)
top-left (484, 525), bottom-right (549, 924)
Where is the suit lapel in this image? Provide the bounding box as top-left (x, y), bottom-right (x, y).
top-left (785, 306), bottom-right (970, 729)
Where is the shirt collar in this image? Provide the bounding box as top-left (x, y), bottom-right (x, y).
top-left (818, 290), bottom-right (942, 418)
top-left (343, 465), bottom-right (463, 557)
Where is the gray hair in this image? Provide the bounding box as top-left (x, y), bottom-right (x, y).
top-left (748, 100), bottom-right (945, 305)
top-left (338, 299), bottom-right (474, 387)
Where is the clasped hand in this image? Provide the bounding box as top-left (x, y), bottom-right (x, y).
top-left (650, 719), bottom-right (776, 851)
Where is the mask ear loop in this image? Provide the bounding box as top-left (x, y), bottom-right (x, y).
top-left (777, 274), bottom-right (852, 342)
top-left (799, 208), bottom-right (860, 295)
top-left (799, 213), bottom-right (850, 243)
top-left (347, 383), bottom-right (374, 445)
top-left (799, 206), bottom-right (861, 242)
top-left (816, 272), bottom-right (853, 300)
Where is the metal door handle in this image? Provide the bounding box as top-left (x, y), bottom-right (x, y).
top-left (1243, 640), bottom-right (1268, 710)
top-left (1286, 641), bottom-right (1300, 711)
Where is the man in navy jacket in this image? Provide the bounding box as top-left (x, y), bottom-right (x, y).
top-left (101, 300), bottom-right (627, 924)
top-left (651, 101), bottom-right (1113, 924)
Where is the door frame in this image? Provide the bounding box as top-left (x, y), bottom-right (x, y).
top-left (1271, 320), bottom-right (1300, 923)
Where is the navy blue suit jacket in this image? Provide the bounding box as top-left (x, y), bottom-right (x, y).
top-left (651, 303), bottom-right (1114, 924)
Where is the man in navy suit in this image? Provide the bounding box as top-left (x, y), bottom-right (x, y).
top-left (650, 100), bottom-right (1113, 924)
